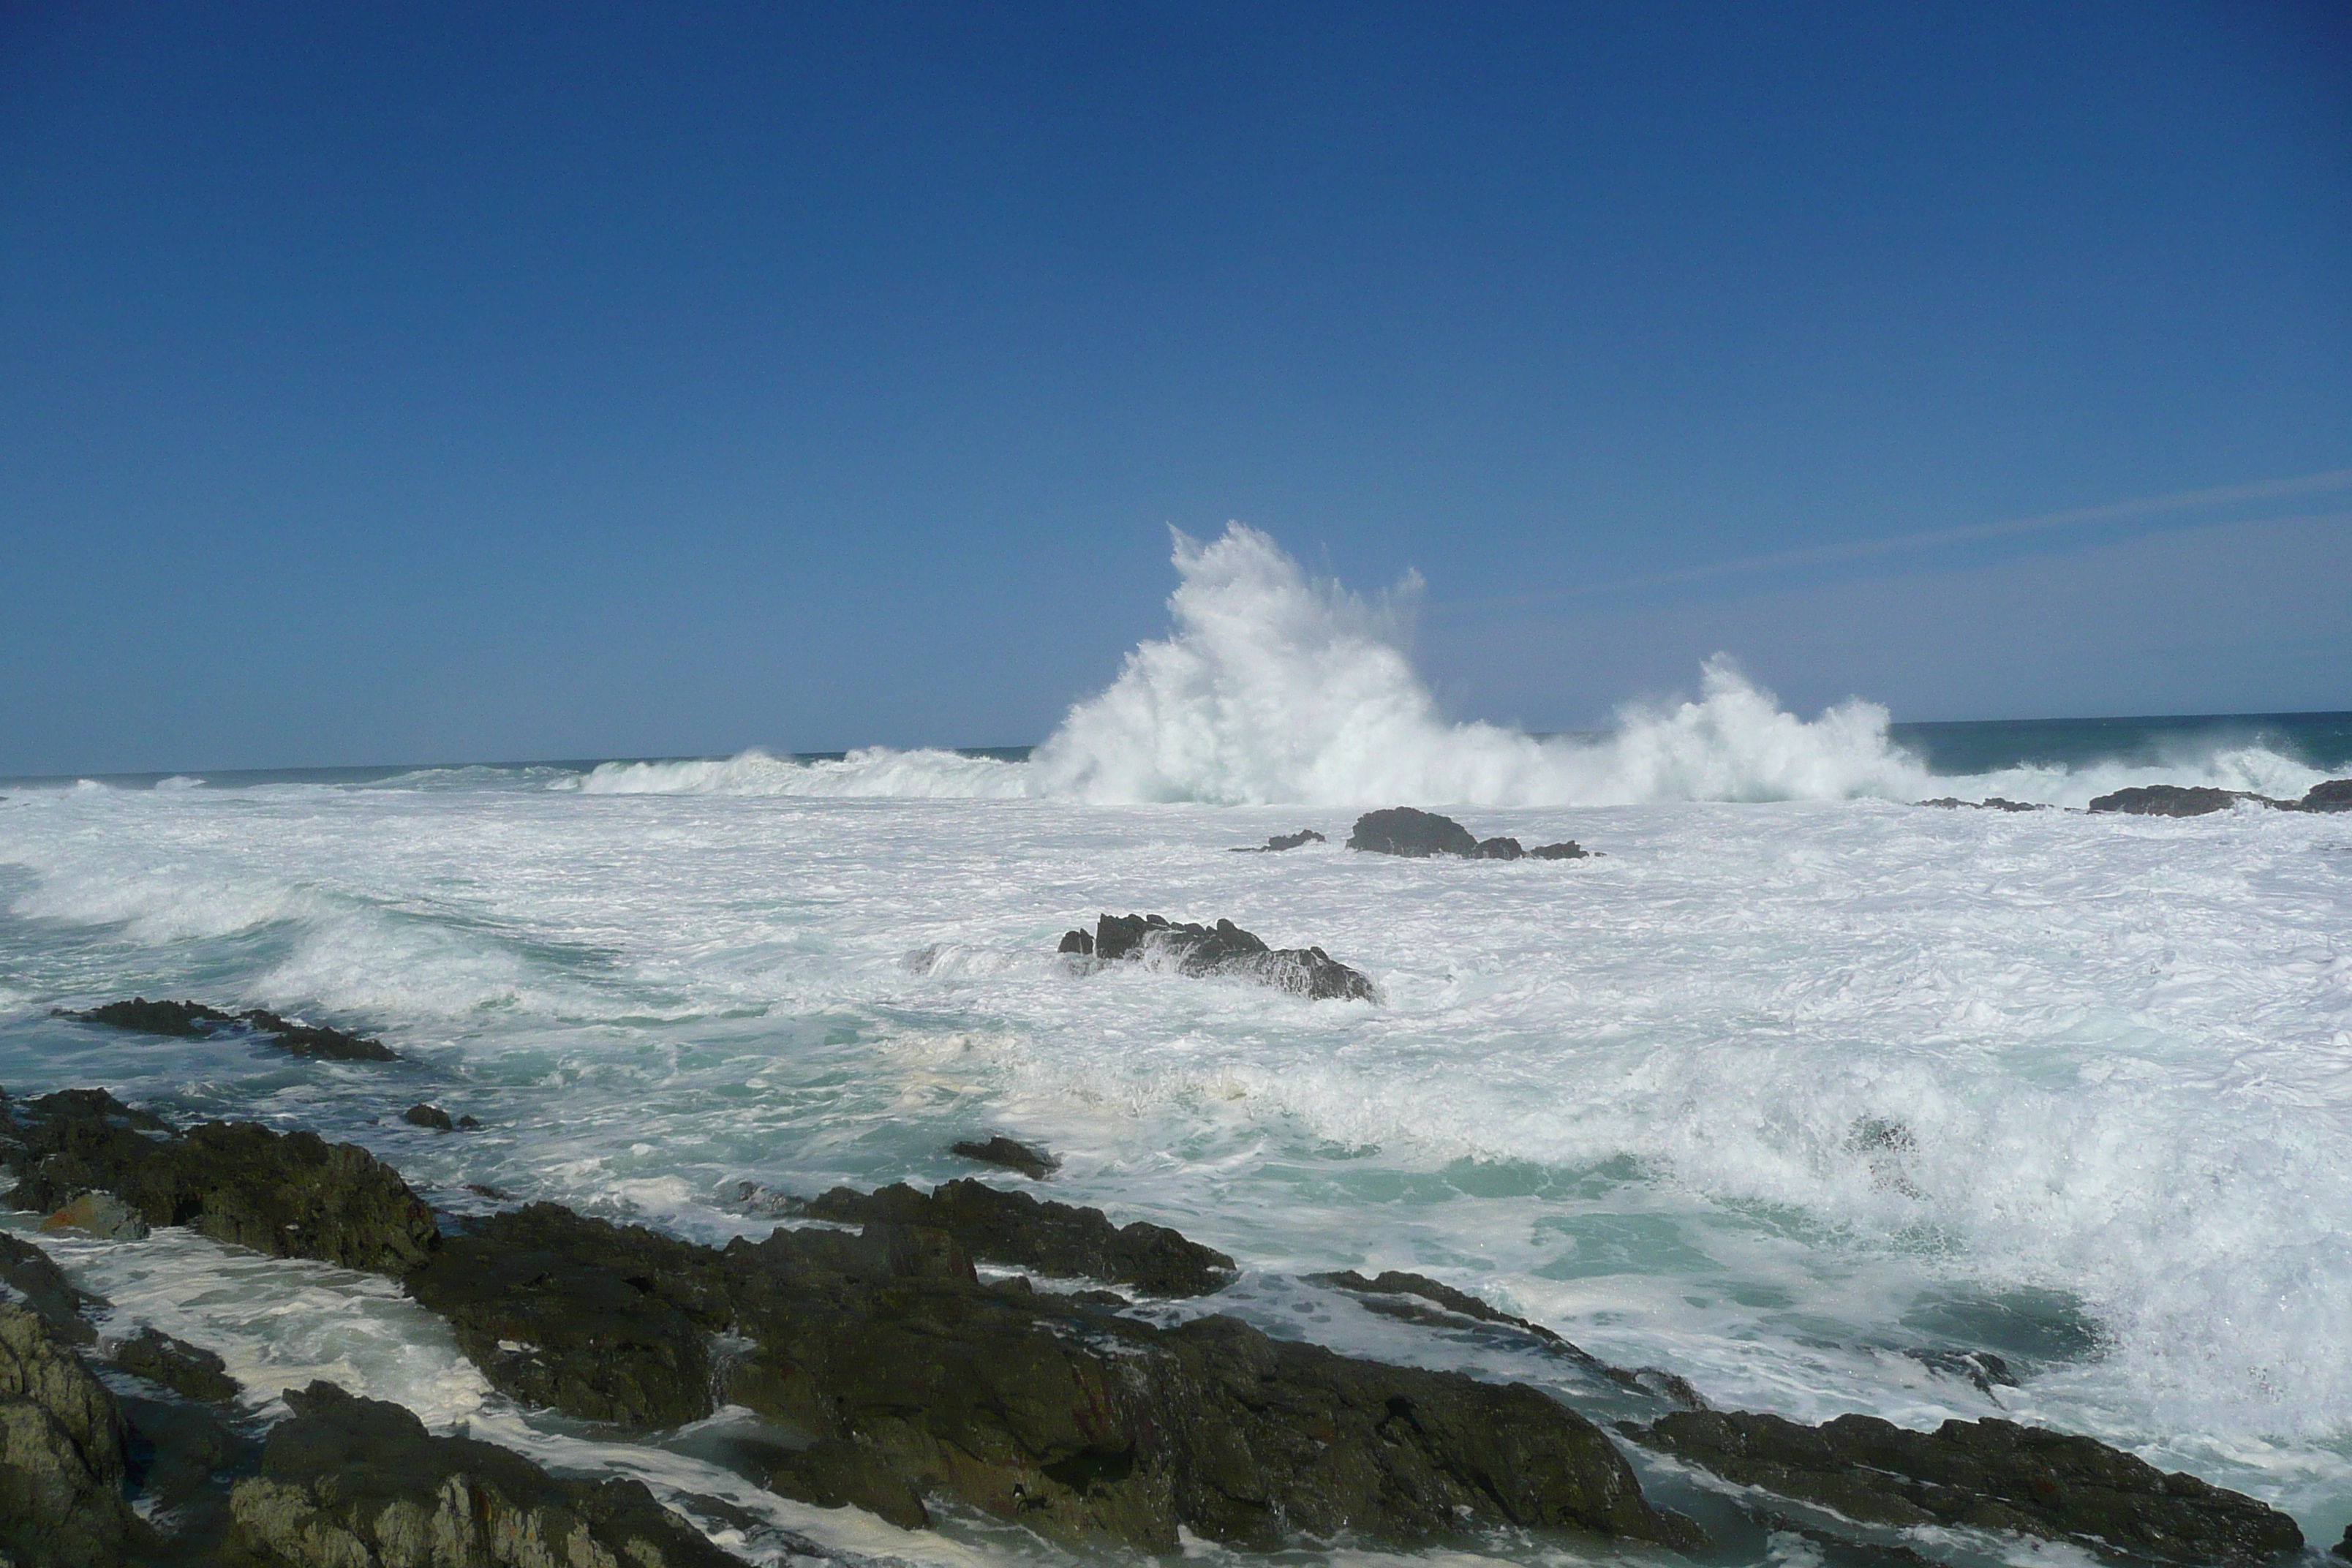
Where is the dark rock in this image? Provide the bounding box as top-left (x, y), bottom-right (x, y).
top-left (0, 1232), bottom-right (99, 1345)
top-left (2332, 1522), bottom-right (2351, 1559)
top-left (796, 1179), bottom-right (1235, 1296)
top-left (2299, 778), bottom-right (2352, 813)
top-left (1475, 836), bottom-right (1523, 860)
top-left (749, 1435), bottom-right (931, 1531)
top-left (1348, 807), bottom-right (1480, 857)
top-left (112, 1327), bottom-right (238, 1404)
top-left (1, 1089), bottom-right (439, 1273)
top-left (0, 1297), bottom-right (144, 1568)
top-left (404, 1202), bottom-right (731, 1431)
top-left (1232, 829), bottom-right (1326, 852)
top-left (462, 1181), bottom-right (513, 1201)
top-left (1626, 1409), bottom-right (2301, 1564)
top-left (951, 1135), bottom-right (1060, 1180)
top-left (1527, 840), bottom-right (1590, 859)
top-left (2087, 785), bottom-right (2273, 816)
top-left (456, 1114), bottom-right (480, 1129)
top-left (38, 1189), bottom-right (149, 1240)
top-left (1916, 797), bottom-right (2047, 812)
top-left (1084, 913), bottom-right (1376, 1002)
top-left (1057, 927), bottom-right (1094, 954)
top-left (400, 1102), bottom-right (454, 1133)
top-left (55, 998), bottom-right (397, 1061)
top-left (225, 1381), bottom-right (744, 1567)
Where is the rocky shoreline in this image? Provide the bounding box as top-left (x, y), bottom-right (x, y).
top-left (0, 1082), bottom-right (2319, 1567)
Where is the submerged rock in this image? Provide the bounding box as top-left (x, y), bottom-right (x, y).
top-left (951, 1134), bottom-right (1060, 1179)
top-left (225, 1380), bottom-right (743, 1567)
top-left (111, 1327), bottom-right (239, 1405)
top-left (1916, 796), bottom-right (2047, 812)
top-left (1083, 913), bottom-right (1376, 1001)
top-left (401, 1101), bottom-right (454, 1132)
top-left (1625, 1409), bottom-right (2301, 1564)
top-left (0, 1297), bottom-right (144, 1568)
top-left (1, 1088), bottom-right (439, 1273)
top-left (1527, 840), bottom-right (1590, 858)
top-left (1232, 828), bottom-right (1326, 852)
top-left (1348, 807), bottom-right (1480, 857)
top-left (2087, 785), bottom-right (2270, 816)
top-left (38, 1189), bottom-right (149, 1241)
top-left (798, 1178), bottom-right (1233, 1295)
top-left (1475, 836), bottom-right (1523, 860)
top-left (56, 998), bottom-right (398, 1061)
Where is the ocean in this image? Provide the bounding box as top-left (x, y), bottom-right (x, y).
top-left (3, 525), bottom-right (2348, 1564)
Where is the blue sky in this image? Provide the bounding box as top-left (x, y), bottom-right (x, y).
top-left (3, 1), bottom-right (2347, 773)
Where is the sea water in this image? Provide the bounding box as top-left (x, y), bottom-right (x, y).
top-left (1, 525), bottom-right (2348, 1564)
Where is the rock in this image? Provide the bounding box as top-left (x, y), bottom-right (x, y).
top-left (1082, 913), bottom-right (1376, 1002)
top-left (0, 1234), bottom-right (98, 1346)
top-left (1057, 927), bottom-right (1094, 954)
top-left (225, 1380), bottom-right (745, 1567)
top-left (1527, 840), bottom-right (1589, 858)
top-left (2299, 778), bottom-right (2352, 813)
top-left (1232, 829), bottom-right (1326, 852)
top-left (401, 1102), bottom-right (454, 1133)
top-left (1625, 1409), bottom-right (2301, 1564)
top-left (404, 1202), bottom-right (731, 1431)
top-left (1, 1089), bottom-right (439, 1273)
top-left (111, 1327), bottom-right (238, 1404)
top-left (55, 998), bottom-right (397, 1061)
top-left (1347, 807), bottom-right (1479, 857)
top-left (796, 1179), bottom-right (1234, 1296)
top-left (0, 1298), bottom-right (143, 1568)
top-left (37, 1191), bottom-right (148, 1241)
top-left (742, 1434), bottom-right (930, 1531)
top-left (2333, 1522), bottom-right (2351, 1560)
top-left (2087, 785), bottom-right (2273, 816)
top-left (1475, 836), bottom-right (1523, 860)
top-left (951, 1135), bottom-right (1060, 1180)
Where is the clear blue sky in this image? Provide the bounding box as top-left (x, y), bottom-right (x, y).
top-left (4, 1), bottom-right (2347, 774)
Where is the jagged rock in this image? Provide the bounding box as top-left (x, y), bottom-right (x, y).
top-left (2332, 1522), bottom-right (2352, 1559)
top-left (56, 998), bottom-right (398, 1061)
top-left (1057, 927), bottom-right (1094, 954)
top-left (1625, 1409), bottom-right (2300, 1564)
top-left (1475, 836), bottom-right (1523, 859)
top-left (225, 1381), bottom-right (744, 1567)
top-left (112, 1327), bottom-right (238, 1404)
top-left (1916, 797), bottom-right (2047, 812)
top-left (404, 1202), bottom-right (729, 1431)
top-left (1527, 840), bottom-right (1590, 858)
top-left (796, 1179), bottom-right (1233, 1295)
top-left (1, 1089), bottom-right (438, 1273)
top-left (1083, 913), bottom-right (1376, 1001)
top-left (1348, 807), bottom-right (1479, 857)
top-left (0, 1298), bottom-right (143, 1568)
top-left (950, 1135), bottom-right (1059, 1180)
top-left (2087, 785), bottom-right (2273, 816)
top-left (1232, 829), bottom-right (1326, 852)
top-left (37, 1190), bottom-right (148, 1241)
top-left (401, 1102), bottom-right (454, 1133)
top-left (2299, 779), bottom-right (2352, 812)
top-left (728, 1433), bottom-right (930, 1531)
top-left (0, 1235), bottom-right (97, 1346)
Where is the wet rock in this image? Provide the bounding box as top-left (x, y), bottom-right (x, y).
top-left (1625, 1409), bottom-right (2301, 1564)
top-left (38, 1190), bottom-right (149, 1241)
top-left (1083, 913), bottom-right (1376, 1002)
top-left (951, 1135), bottom-right (1060, 1180)
top-left (2087, 784), bottom-right (2274, 816)
top-left (2333, 1522), bottom-right (2352, 1560)
top-left (2299, 778), bottom-right (2352, 813)
top-left (1232, 829), bottom-right (1326, 852)
top-left (1057, 927), bottom-right (1093, 954)
top-left (742, 1434), bottom-right (931, 1530)
top-left (55, 998), bottom-right (398, 1061)
top-left (400, 1102), bottom-right (454, 1133)
top-left (116, 1384), bottom-right (257, 1551)
top-left (0, 1233), bottom-right (99, 1345)
top-left (0, 1297), bottom-right (143, 1568)
top-left (404, 1202), bottom-right (731, 1431)
top-left (111, 1327), bottom-right (238, 1405)
top-left (225, 1380), bottom-right (745, 1567)
top-left (1348, 807), bottom-right (1479, 857)
top-left (1, 1089), bottom-right (439, 1273)
top-left (1527, 840), bottom-right (1590, 858)
top-left (1475, 836), bottom-right (1523, 859)
top-left (796, 1178), bottom-right (1234, 1296)
top-left (1916, 797), bottom-right (2047, 812)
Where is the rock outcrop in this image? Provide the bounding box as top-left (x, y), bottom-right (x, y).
top-left (0, 1233), bottom-right (99, 1346)
top-left (1626, 1409), bottom-right (2301, 1564)
top-left (225, 1381), bottom-right (743, 1567)
top-left (1232, 829), bottom-right (1326, 852)
top-left (2087, 778), bottom-right (2352, 816)
top-left (1, 1088), bottom-right (439, 1273)
top-left (1917, 796), bottom-right (2047, 811)
top-left (112, 1327), bottom-right (239, 1405)
top-left (0, 1297), bottom-right (143, 1568)
top-left (1348, 808), bottom-right (1588, 862)
top-left (949, 1134), bottom-right (1059, 1179)
top-left (2304, 778), bottom-right (2352, 812)
top-left (1078, 913), bottom-right (1376, 1002)
top-left (56, 997), bottom-right (398, 1061)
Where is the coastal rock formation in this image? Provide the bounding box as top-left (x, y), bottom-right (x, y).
top-left (112, 1327), bottom-right (240, 1405)
top-left (795, 1177), bottom-right (1234, 1295)
top-left (0, 1233), bottom-right (99, 1345)
top-left (1078, 913), bottom-right (1376, 1002)
top-left (1625, 1409), bottom-right (2301, 1564)
top-left (1917, 796), bottom-right (2047, 811)
top-left (0, 1297), bottom-right (143, 1568)
top-left (2306, 779), bottom-right (2352, 812)
top-left (225, 1381), bottom-right (742, 1568)
top-left (2087, 778), bottom-right (2352, 816)
top-left (1232, 828), bottom-right (1326, 852)
top-left (1, 1088), bottom-right (438, 1273)
top-left (56, 997), bottom-right (399, 1061)
top-left (38, 1189), bottom-right (148, 1240)
top-left (950, 1134), bottom-right (1059, 1179)
top-left (1348, 808), bottom-right (1588, 862)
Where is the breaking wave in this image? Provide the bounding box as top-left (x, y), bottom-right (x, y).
top-left (567, 747), bottom-right (1029, 799)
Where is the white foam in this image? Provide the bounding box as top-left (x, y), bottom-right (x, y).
top-left (568, 747), bottom-right (1030, 799)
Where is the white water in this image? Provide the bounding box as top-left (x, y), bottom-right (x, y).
top-left (1, 526), bottom-right (2348, 1561)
